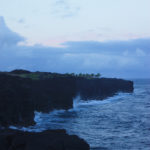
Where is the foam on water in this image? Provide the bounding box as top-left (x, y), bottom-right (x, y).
top-left (73, 93), bottom-right (131, 108)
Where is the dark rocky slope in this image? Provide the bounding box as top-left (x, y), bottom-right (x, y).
top-left (0, 129), bottom-right (90, 150)
top-left (0, 74), bottom-right (35, 127)
top-left (0, 70), bottom-right (133, 127)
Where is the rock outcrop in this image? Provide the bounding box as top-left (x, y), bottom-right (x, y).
top-left (0, 129), bottom-right (90, 150)
top-left (0, 74), bottom-right (35, 127)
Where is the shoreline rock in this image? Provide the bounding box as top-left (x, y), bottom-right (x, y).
top-left (0, 129), bottom-right (90, 150)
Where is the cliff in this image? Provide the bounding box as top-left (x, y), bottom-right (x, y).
top-left (0, 70), bottom-right (133, 127)
top-left (76, 77), bottom-right (133, 100)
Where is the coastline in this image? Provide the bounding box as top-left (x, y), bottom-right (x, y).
top-left (0, 69), bottom-right (134, 150)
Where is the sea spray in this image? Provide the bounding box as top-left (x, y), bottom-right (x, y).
top-left (72, 92), bottom-right (132, 107)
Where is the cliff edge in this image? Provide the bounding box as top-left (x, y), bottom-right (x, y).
top-left (0, 70), bottom-right (133, 127)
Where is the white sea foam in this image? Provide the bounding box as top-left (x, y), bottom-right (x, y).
top-left (72, 92), bottom-right (131, 108)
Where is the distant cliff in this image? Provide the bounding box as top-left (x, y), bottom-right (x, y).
top-left (0, 70), bottom-right (133, 127)
top-left (76, 77), bottom-right (133, 100)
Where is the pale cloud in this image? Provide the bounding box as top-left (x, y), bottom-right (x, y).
top-left (0, 0), bottom-right (150, 47)
top-left (18, 18), bottom-right (25, 24)
top-left (123, 50), bottom-right (129, 56)
top-left (52, 0), bottom-right (80, 18)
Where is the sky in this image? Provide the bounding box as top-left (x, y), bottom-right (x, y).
top-left (0, 0), bottom-right (150, 78)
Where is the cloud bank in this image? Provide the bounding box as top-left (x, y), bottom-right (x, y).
top-left (0, 17), bottom-right (24, 47)
top-left (0, 16), bottom-right (150, 78)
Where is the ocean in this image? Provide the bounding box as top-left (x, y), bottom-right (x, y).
top-left (10, 79), bottom-right (150, 150)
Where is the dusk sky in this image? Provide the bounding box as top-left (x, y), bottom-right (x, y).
top-left (0, 0), bottom-right (150, 78)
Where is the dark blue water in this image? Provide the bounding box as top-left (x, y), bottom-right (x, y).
top-left (10, 79), bottom-right (150, 150)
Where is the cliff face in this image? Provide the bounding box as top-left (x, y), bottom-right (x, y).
top-left (76, 77), bottom-right (133, 100)
top-left (31, 76), bottom-right (77, 112)
top-left (0, 74), bottom-right (34, 127)
top-left (0, 74), bottom-right (76, 127)
top-left (0, 71), bottom-right (133, 127)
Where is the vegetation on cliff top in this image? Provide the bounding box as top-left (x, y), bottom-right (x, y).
top-left (2, 69), bottom-right (101, 80)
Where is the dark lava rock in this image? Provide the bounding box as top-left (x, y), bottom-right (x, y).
top-left (0, 73), bottom-right (76, 127)
top-left (0, 74), bottom-right (35, 127)
top-left (76, 77), bottom-right (133, 100)
top-left (0, 129), bottom-right (90, 150)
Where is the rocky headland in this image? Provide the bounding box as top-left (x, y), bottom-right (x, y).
top-left (0, 69), bottom-right (133, 127)
top-left (0, 69), bottom-right (133, 150)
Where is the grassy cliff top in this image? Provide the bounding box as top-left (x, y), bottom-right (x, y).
top-left (0, 69), bottom-right (101, 80)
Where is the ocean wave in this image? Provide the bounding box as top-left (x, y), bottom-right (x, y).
top-left (73, 93), bottom-right (131, 108)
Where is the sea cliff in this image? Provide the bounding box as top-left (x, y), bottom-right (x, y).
top-left (0, 70), bottom-right (133, 127)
